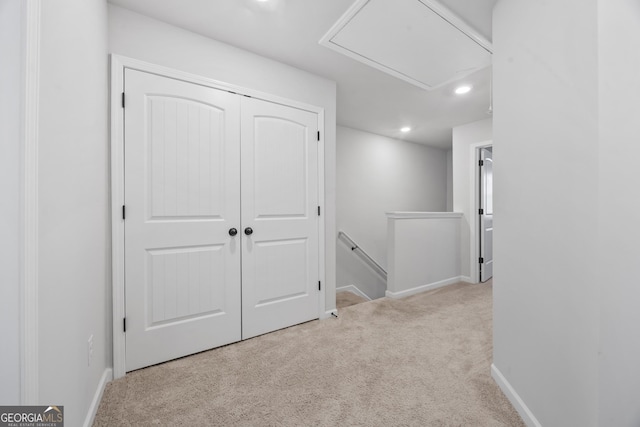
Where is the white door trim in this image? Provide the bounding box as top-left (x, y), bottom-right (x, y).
top-left (110, 55), bottom-right (327, 379)
top-left (469, 141), bottom-right (492, 283)
top-left (20, 0), bottom-right (42, 404)
top-left (317, 110), bottom-right (326, 320)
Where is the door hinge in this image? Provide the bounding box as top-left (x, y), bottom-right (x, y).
top-left (122, 205), bottom-right (126, 220)
top-left (479, 208), bottom-right (484, 215)
top-left (318, 281), bottom-right (321, 291)
top-left (479, 160), bottom-right (484, 166)
top-left (123, 317), bottom-right (126, 333)
top-left (121, 92), bottom-right (125, 108)
top-left (317, 131), bottom-right (320, 141)
top-left (317, 206), bottom-right (321, 216)
top-left (479, 257), bottom-right (484, 264)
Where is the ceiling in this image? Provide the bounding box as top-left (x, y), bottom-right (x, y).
top-left (321, 0), bottom-right (493, 90)
top-left (107, 0), bottom-right (498, 149)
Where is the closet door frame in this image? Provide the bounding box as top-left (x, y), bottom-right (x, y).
top-left (110, 55), bottom-right (326, 379)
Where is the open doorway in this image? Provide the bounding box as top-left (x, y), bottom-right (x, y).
top-left (478, 146), bottom-right (493, 282)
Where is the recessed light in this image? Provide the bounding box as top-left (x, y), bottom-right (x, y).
top-left (454, 85), bottom-right (472, 95)
top-left (400, 127), bottom-right (411, 133)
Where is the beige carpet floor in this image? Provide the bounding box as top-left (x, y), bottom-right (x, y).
top-left (94, 281), bottom-right (524, 426)
top-left (336, 290), bottom-right (369, 309)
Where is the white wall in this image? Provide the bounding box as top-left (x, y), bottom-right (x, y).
top-left (452, 118), bottom-right (492, 280)
top-left (336, 126), bottom-right (448, 273)
top-left (492, 1), bottom-right (600, 425)
top-left (386, 213), bottom-right (462, 298)
top-left (446, 149), bottom-right (453, 212)
top-left (107, 5), bottom-right (337, 310)
top-left (597, 0), bottom-right (640, 424)
top-left (0, 0), bottom-right (22, 405)
top-left (37, 0), bottom-right (110, 425)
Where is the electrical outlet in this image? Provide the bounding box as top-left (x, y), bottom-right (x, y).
top-left (87, 335), bottom-right (94, 367)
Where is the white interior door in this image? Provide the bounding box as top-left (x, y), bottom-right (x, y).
top-left (240, 97), bottom-right (320, 339)
top-left (480, 147), bottom-right (493, 282)
top-left (124, 69), bottom-right (241, 371)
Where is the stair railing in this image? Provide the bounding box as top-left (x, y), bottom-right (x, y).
top-left (337, 231), bottom-right (387, 279)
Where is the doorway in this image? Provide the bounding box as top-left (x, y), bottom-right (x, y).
top-left (478, 146), bottom-right (493, 282)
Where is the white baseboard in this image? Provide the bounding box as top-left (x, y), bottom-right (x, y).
top-left (460, 275), bottom-right (474, 284)
top-left (491, 364), bottom-right (541, 427)
top-left (336, 285), bottom-right (372, 301)
top-left (385, 276), bottom-right (462, 299)
top-left (83, 368), bottom-right (112, 427)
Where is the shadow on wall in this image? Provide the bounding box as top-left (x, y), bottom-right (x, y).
top-left (336, 236), bottom-right (386, 300)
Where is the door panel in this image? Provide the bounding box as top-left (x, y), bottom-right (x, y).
top-left (241, 97), bottom-right (320, 339)
top-left (253, 118), bottom-right (308, 217)
top-left (147, 245), bottom-right (226, 324)
top-left (124, 69), bottom-right (241, 371)
top-left (147, 96), bottom-right (227, 220)
top-left (253, 238), bottom-right (309, 305)
top-left (480, 148), bottom-right (493, 282)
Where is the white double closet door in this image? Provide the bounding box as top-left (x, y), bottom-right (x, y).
top-left (124, 69), bottom-right (320, 371)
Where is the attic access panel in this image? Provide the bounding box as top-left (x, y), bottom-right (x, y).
top-left (320, 0), bottom-right (492, 90)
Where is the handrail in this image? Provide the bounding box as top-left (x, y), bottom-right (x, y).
top-left (337, 231), bottom-right (387, 279)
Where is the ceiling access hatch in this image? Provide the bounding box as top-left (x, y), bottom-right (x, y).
top-left (319, 0), bottom-right (493, 91)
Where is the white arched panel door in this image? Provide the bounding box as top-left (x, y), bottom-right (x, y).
top-left (124, 69), bottom-right (241, 371)
top-left (240, 97), bottom-right (320, 339)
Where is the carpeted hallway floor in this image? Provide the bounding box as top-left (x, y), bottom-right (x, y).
top-left (336, 290), bottom-right (369, 309)
top-left (94, 281), bottom-right (524, 426)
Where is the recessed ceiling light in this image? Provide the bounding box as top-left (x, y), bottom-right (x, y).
top-left (454, 85), bottom-right (472, 95)
top-left (400, 127), bottom-right (411, 133)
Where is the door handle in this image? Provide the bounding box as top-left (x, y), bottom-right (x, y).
top-left (228, 228), bottom-right (238, 237)
top-left (244, 227), bottom-right (253, 236)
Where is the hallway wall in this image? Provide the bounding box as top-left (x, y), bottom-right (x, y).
top-left (0, 0), bottom-right (23, 405)
top-left (597, 0), bottom-right (640, 423)
top-left (37, 0), bottom-right (111, 425)
top-left (493, 0), bottom-right (600, 424)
